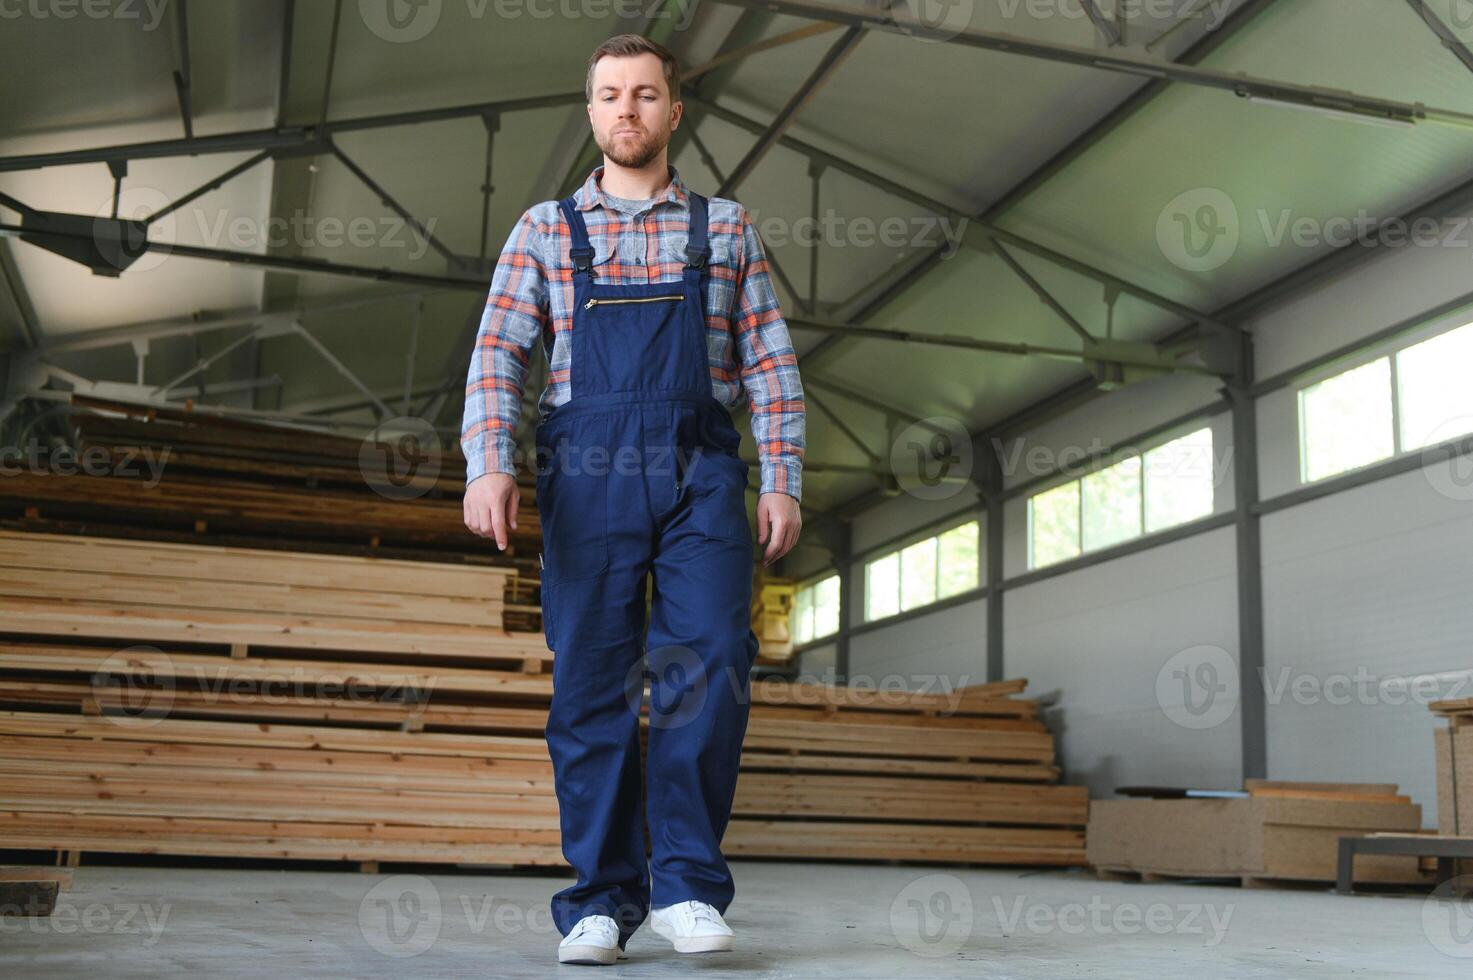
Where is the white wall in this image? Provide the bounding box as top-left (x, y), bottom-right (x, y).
top-left (1004, 526), bottom-right (1242, 798)
top-left (1246, 201), bottom-right (1473, 381)
top-left (1243, 205), bottom-right (1473, 827)
top-left (1260, 465), bottom-right (1473, 826)
top-left (848, 599), bottom-right (989, 693)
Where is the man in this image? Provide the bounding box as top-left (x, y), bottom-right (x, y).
top-left (461, 34), bottom-right (805, 965)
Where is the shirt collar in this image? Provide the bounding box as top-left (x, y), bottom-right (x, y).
top-left (574, 163), bottom-right (688, 212)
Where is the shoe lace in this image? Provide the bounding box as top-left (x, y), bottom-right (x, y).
top-left (688, 902), bottom-right (722, 927)
top-left (569, 916), bottom-right (616, 942)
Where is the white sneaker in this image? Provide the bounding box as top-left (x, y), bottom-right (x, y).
top-left (557, 914), bottom-right (625, 965)
top-left (648, 900), bottom-right (735, 953)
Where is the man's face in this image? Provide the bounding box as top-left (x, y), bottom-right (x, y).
top-left (587, 52), bottom-right (680, 170)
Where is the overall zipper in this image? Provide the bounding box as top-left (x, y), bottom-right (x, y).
top-left (584, 295), bottom-right (682, 310)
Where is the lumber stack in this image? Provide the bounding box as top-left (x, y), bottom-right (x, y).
top-left (727, 677), bottom-right (1086, 865)
top-left (1088, 780), bottom-right (1429, 886)
top-left (0, 530), bottom-right (541, 665)
top-left (0, 528), bottom-right (559, 864)
top-left (1430, 699), bottom-right (1473, 878)
top-left (1, 393), bottom-right (540, 568)
top-left (0, 530), bottom-right (1084, 867)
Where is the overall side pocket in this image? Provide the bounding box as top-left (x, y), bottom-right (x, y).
top-left (535, 414), bottom-right (612, 582)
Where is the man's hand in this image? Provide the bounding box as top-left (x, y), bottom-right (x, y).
top-left (755, 491), bottom-right (801, 568)
top-left (463, 473), bottom-right (519, 550)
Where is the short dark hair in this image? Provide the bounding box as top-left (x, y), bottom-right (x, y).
top-left (585, 34), bottom-right (680, 103)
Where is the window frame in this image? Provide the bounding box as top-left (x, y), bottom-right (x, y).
top-left (861, 517), bottom-right (981, 625)
top-left (791, 570), bottom-right (841, 645)
top-left (1294, 318), bottom-right (1473, 486)
top-left (1025, 423), bottom-right (1218, 571)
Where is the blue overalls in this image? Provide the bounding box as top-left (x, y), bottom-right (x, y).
top-left (537, 190), bottom-right (761, 950)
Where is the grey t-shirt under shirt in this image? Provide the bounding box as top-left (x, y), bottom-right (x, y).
top-left (601, 191), bottom-right (657, 215)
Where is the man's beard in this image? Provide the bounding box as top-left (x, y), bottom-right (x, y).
top-left (598, 126), bottom-right (668, 169)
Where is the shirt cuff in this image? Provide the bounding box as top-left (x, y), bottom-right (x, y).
top-left (759, 457), bottom-right (802, 503)
top-left (463, 435), bottom-right (519, 487)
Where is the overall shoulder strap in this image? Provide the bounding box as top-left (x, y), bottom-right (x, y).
top-left (685, 192), bottom-right (710, 272)
top-left (556, 197), bottom-right (595, 277)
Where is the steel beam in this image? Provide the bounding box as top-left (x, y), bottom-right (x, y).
top-left (1080, 0), bottom-right (1123, 47)
top-left (1405, 0), bottom-right (1473, 77)
top-left (152, 322), bottom-right (271, 396)
top-left (145, 150), bottom-right (273, 226)
top-left (0, 223), bottom-right (485, 292)
top-left (993, 241), bottom-right (1094, 344)
top-left (20, 293), bottom-right (423, 357)
top-left (787, 314), bottom-right (1222, 375)
top-left (1227, 351), bottom-right (1266, 781)
top-left (0, 92), bottom-right (584, 174)
top-left (805, 387), bottom-right (880, 464)
top-left (710, 0), bottom-right (1470, 129)
top-left (171, 0), bottom-right (194, 139)
top-left (685, 21), bottom-right (845, 79)
top-left (685, 93), bottom-right (1230, 337)
top-left (716, 25), bottom-right (865, 198)
top-left (289, 320), bottom-right (392, 419)
top-left (328, 140), bottom-right (458, 265)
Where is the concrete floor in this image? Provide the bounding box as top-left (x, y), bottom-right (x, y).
top-left (0, 860), bottom-right (1466, 978)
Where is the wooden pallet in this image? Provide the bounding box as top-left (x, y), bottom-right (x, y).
top-left (1097, 865), bottom-right (1434, 891)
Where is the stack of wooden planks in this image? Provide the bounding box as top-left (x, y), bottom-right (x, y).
top-left (729, 677), bottom-right (1086, 865)
top-left (1088, 780), bottom-right (1428, 886)
top-left (0, 530), bottom-right (539, 665)
top-left (0, 530), bottom-right (1084, 868)
top-left (1, 393), bottom-right (541, 568)
top-left (1431, 697), bottom-right (1473, 839)
top-left (0, 529), bottom-right (560, 864)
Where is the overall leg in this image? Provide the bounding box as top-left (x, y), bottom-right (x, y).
top-left (644, 456), bottom-right (760, 913)
top-left (543, 414), bottom-right (657, 949)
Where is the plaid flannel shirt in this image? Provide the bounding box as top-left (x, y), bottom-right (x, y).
top-left (461, 164), bottom-right (806, 500)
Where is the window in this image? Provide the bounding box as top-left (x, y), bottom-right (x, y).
top-left (1027, 426), bottom-right (1216, 570)
top-left (865, 553), bottom-right (899, 621)
top-left (1082, 456), bottom-right (1141, 551)
top-left (1028, 482), bottom-right (1080, 569)
top-left (1299, 358), bottom-right (1393, 482)
top-left (1145, 429), bottom-right (1215, 532)
top-left (1397, 324), bottom-right (1473, 451)
top-left (936, 521), bottom-right (980, 599)
top-left (792, 573), bottom-right (840, 644)
top-left (1297, 320), bottom-right (1473, 482)
top-left (863, 520), bottom-right (979, 623)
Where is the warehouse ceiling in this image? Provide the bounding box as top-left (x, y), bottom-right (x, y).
top-left (4, 0), bottom-right (1473, 519)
